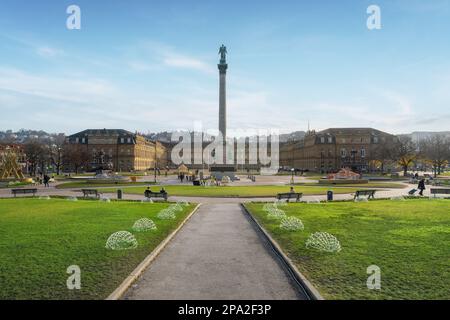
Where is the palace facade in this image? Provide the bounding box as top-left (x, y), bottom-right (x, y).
top-left (280, 128), bottom-right (397, 173)
top-left (65, 129), bottom-right (168, 172)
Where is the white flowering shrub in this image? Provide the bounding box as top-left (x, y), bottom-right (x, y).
top-left (263, 203), bottom-right (276, 212)
top-left (132, 218), bottom-right (157, 232)
top-left (178, 200), bottom-right (189, 207)
top-left (306, 232), bottom-right (341, 253)
top-left (390, 196), bottom-right (405, 201)
top-left (279, 217), bottom-right (304, 231)
top-left (105, 231), bottom-right (138, 250)
top-left (66, 196), bottom-right (78, 201)
top-left (39, 196), bottom-right (51, 200)
top-left (275, 200), bottom-right (287, 207)
top-left (157, 208), bottom-right (176, 220)
top-left (170, 203), bottom-right (183, 212)
top-left (307, 198), bottom-right (321, 204)
top-left (267, 208), bottom-right (286, 220)
top-left (141, 198), bottom-right (153, 203)
top-left (100, 197), bottom-right (111, 203)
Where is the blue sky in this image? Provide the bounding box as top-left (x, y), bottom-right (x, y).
top-left (0, 0), bottom-right (450, 135)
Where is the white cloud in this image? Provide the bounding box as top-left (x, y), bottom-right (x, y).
top-left (163, 54), bottom-right (214, 74)
top-left (36, 46), bottom-right (63, 58)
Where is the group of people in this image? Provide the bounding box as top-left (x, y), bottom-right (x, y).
top-left (146, 187), bottom-right (167, 194)
top-left (35, 174), bottom-right (52, 187)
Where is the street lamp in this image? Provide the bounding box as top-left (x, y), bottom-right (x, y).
top-left (290, 168), bottom-right (295, 185)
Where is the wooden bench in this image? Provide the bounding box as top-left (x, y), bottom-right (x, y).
top-left (354, 190), bottom-right (376, 199)
top-left (81, 189), bottom-right (101, 199)
top-left (430, 188), bottom-right (450, 197)
top-left (11, 188), bottom-right (38, 197)
top-left (277, 192), bottom-right (303, 202)
top-left (144, 190), bottom-right (168, 201)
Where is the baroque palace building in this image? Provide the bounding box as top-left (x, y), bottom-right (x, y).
top-left (66, 129), bottom-right (168, 172)
top-left (280, 128), bottom-right (396, 173)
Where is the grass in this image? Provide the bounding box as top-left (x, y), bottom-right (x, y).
top-left (56, 181), bottom-right (153, 189)
top-left (245, 199), bottom-right (450, 300)
top-left (296, 182), bottom-right (406, 189)
top-left (99, 185), bottom-right (368, 198)
top-left (0, 198), bottom-right (196, 300)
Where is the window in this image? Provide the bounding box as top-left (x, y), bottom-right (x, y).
top-left (127, 138), bottom-right (132, 143)
top-left (320, 137), bottom-right (325, 143)
top-left (341, 149), bottom-right (346, 158)
top-left (361, 148), bottom-right (366, 158)
top-left (81, 137), bottom-right (85, 144)
top-left (120, 138), bottom-right (125, 143)
top-left (328, 137), bottom-right (332, 143)
top-left (75, 137), bottom-right (79, 143)
top-left (374, 136), bottom-right (379, 143)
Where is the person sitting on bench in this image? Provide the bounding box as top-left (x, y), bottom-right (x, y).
top-left (290, 186), bottom-right (295, 193)
top-left (160, 187), bottom-right (167, 194)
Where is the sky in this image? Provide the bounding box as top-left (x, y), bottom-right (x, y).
top-left (0, 0), bottom-right (450, 135)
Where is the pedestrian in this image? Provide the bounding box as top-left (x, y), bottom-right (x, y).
top-left (418, 179), bottom-right (426, 196)
top-left (43, 175), bottom-right (50, 187)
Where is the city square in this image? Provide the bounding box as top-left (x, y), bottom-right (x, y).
top-left (0, 0), bottom-right (449, 307)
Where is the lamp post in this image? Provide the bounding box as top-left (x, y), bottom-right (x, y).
top-left (154, 141), bottom-right (157, 184)
top-left (290, 168), bottom-right (295, 185)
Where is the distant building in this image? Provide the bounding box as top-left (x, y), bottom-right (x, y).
top-left (280, 128), bottom-right (397, 173)
top-left (65, 129), bottom-right (168, 172)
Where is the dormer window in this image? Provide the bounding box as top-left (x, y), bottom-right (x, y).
top-left (320, 137), bottom-right (325, 143)
top-left (120, 138), bottom-right (125, 143)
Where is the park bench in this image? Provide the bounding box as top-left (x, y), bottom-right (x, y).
top-left (277, 192), bottom-right (303, 202)
top-left (354, 189), bottom-right (376, 199)
top-left (81, 189), bottom-right (101, 199)
top-left (144, 190), bottom-right (168, 201)
top-left (11, 188), bottom-right (38, 197)
top-left (430, 188), bottom-right (450, 198)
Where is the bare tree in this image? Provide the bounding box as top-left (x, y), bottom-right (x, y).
top-left (419, 135), bottom-right (450, 177)
top-left (371, 143), bottom-right (396, 173)
top-left (394, 136), bottom-right (417, 176)
top-left (63, 145), bottom-right (89, 174)
top-left (24, 140), bottom-right (46, 176)
top-left (48, 134), bottom-right (66, 175)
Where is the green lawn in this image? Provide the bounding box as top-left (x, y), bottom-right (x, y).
top-left (56, 181), bottom-right (153, 189)
top-left (100, 185), bottom-right (367, 198)
top-left (0, 198), bottom-right (196, 300)
top-left (245, 199), bottom-right (450, 300)
top-left (297, 182), bottom-right (406, 189)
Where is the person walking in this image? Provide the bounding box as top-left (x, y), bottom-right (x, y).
top-left (418, 179), bottom-right (426, 196)
top-left (43, 174), bottom-right (50, 188)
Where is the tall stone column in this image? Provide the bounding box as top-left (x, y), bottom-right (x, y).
top-left (218, 58), bottom-right (228, 140)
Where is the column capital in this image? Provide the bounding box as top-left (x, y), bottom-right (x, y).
top-left (218, 63), bottom-right (228, 74)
